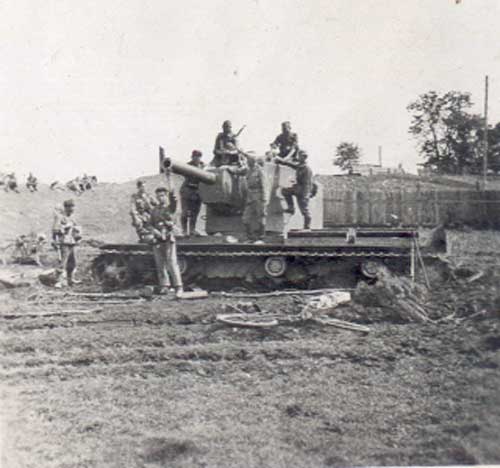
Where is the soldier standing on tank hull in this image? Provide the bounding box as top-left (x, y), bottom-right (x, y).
top-left (52, 199), bottom-right (82, 287)
top-left (180, 150), bottom-right (204, 236)
top-left (149, 187), bottom-right (184, 298)
top-left (229, 156), bottom-right (269, 244)
top-left (276, 150), bottom-right (313, 230)
top-left (270, 121), bottom-right (299, 161)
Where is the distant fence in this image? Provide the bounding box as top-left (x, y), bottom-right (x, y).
top-left (323, 189), bottom-right (500, 228)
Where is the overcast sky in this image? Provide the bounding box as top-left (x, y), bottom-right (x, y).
top-left (1, 0), bottom-right (499, 182)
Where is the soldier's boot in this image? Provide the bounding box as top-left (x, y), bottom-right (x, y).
top-left (180, 216), bottom-right (188, 237)
top-left (244, 224), bottom-right (254, 243)
top-left (281, 191), bottom-right (295, 214)
top-left (189, 217), bottom-right (201, 237)
top-left (255, 222), bottom-right (266, 242)
top-left (303, 215), bottom-right (312, 231)
top-left (175, 285), bottom-right (184, 299)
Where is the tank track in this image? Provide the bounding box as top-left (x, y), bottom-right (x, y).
top-left (92, 242), bottom-right (441, 291)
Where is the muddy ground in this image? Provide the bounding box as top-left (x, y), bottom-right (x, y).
top-left (1, 236), bottom-right (500, 467)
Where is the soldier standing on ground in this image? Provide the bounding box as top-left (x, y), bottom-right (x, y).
top-left (180, 150), bottom-right (204, 236)
top-left (26, 172), bottom-right (38, 192)
top-left (130, 199), bottom-right (152, 243)
top-left (130, 180), bottom-right (157, 241)
top-left (270, 121), bottom-right (299, 161)
top-left (212, 120), bottom-right (240, 167)
top-left (229, 156), bottom-right (269, 244)
top-left (52, 199), bottom-right (82, 287)
top-left (4, 173), bottom-right (20, 193)
top-left (148, 187), bottom-right (184, 298)
top-left (276, 150), bottom-right (313, 230)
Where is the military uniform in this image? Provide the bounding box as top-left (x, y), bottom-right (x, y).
top-left (52, 202), bottom-right (81, 286)
top-left (148, 202), bottom-right (183, 291)
top-left (278, 158), bottom-right (313, 229)
top-left (131, 208), bottom-right (152, 243)
top-left (130, 189), bottom-right (157, 241)
top-left (231, 160), bottom-right (269, 241)
top-left (130, 191), bottom-right (156, 216)
top-left (180, 159), bottom-right (205, 235)
top-left (212, 132), bottom-right (240, 166)
top-left (271, 131), bottom-right (299, 160)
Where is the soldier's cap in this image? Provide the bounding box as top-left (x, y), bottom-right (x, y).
top-left (191, 150), bottom-right (202, 158)
top-left (155, 186), bottom-right (169, 194)
top-left (63, 199), bottom-right (75, 207)
top-left (222, 120), bottom-right (231, 128)
top-left (282, 121), bottom-right (291, 127)
top-left (136, 180), bottom-right (145, 188)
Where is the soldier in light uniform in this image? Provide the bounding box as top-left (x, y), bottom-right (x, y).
top-left (52, 199), bottom-right (82, 287)
top-left (180, 150), bottom-right (204, 236)
top-left (276, 150), bottom-right (313, 230)
top-left (270, 121), bottom-right (299, 161)
top-left (229, 156), bottom-right (269, 243)
top-left (148, 186), bottom-right (183, 297)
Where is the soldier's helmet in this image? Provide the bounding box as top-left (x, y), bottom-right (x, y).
top-left (191, 150), bottom-right (202, 159)
top-left (63, 199), bottom-right (75, 208)
top-left (222, 120), bottom-right (232, 131)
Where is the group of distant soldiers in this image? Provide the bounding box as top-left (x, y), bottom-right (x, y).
top-left (128, 120), bottom-right (314, 295)
top-left (1, 172), bottom-right (98, 194)
top-left (50, 174), bottom-right (98, 194)
top-left (1, 172), bottom-right (39, 193)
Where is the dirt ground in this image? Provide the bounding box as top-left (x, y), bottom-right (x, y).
top-left (1, 234), bottom-right (500, 467)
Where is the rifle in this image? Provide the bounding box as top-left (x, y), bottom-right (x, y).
top-left (235, 125), bottom-right (246, 137)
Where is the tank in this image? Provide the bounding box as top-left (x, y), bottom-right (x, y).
top-left (92, 154), bottom-right (446, 291)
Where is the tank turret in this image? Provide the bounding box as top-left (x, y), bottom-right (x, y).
top-left (163, 157), bottom-right (323, 236)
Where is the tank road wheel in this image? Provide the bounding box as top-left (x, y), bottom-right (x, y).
top-left (264, 256), bottom-right (287, 278)
top-left (92, 254), bottom-right (131, 289)
top-left (177, 256), bottom-right (188, 275)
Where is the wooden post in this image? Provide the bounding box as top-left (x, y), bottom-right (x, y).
top-left (416, 183), bottom-right (422, 227)
top-left (483, 75), bottom-right (489, 190)
top-left (433, 190), bottom-right (440, 226)
top-left (410, 239), bottom-right (416, 283)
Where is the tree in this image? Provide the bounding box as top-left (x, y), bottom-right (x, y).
top-left (334, 142), bottom-right (361, 173)
top-left (407, 91), bottom-right (483, 174)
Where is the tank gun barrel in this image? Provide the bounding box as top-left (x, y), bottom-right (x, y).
top-left (163, 158), bottom-right (216, 185)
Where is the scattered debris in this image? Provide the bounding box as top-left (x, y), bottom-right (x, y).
top-left (300, 291), bottom-right (351, 320)
top-left (214, 288), bottom-right (353, 298)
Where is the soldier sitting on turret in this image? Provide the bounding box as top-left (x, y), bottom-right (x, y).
top-left (180, 150), bottom-right (204, 236)
top-left (270, 121), bottom-right (299, 161)
top-left (211, 120), bottom-right (242, 167)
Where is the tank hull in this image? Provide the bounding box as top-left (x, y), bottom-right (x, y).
top-left (92, 228), bottom-right (443, 291)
